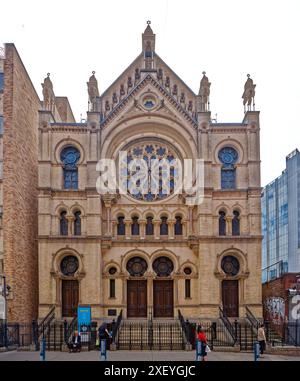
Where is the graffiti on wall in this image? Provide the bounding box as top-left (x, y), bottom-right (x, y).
top-left (264, 297), bottom-right (285, 324)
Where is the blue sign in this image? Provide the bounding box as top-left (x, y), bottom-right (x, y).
top-left (78, 305), bottom-right (91, 336)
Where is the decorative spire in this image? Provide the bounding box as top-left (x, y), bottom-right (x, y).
top-left (198, 71), bottom-right (211, 112)
top-left (41, 73), bottom-right (55, 112)
top-left (142, 21), bottom-right (155, 70)
top-left (242, 74), bottom-right (256, 112)
top-left (87, 71), bottom-right (100, 112)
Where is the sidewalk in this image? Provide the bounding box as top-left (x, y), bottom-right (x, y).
top-left (0, 350), bottom-right (299, 361)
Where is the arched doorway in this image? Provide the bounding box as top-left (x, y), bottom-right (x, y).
top-left (126, 257), bottom-right (148, 318)
top-left (153, 257), bottom-right (174, 318)
top-left (60, 256), bottom-right (79, 317)
top-left (221, 256), bottom-right (240, 317)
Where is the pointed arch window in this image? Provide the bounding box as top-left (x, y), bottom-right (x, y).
top-left (131, 216), bottom-right (140, 236)
top-left (61, 146), bottom-right (80, 190)
top-left (174, 216), bottom-right (183, 235)
top-left (232, 210), bottom-right (240, 236)
top-left (74, 211), bottom-right (81, 236)
top-left (117, 216), bottom-right (125, 235)
top-left (218, 147), bottom-right (238, 189)
top-left (146, 216), bottom-right (154, 235)
top-left (219, 211), bottom-right (226, 236)
top-left (160, 216), bottom-right (168, 235)
top-left (60, 211), bottom-right (68, 236)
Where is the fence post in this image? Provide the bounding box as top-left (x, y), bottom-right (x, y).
top-left (100, 338), bottom-right (107, 360)
top-left (32, 320), bottom-right (38, 351)
top-left (253, 341), bottom-right (260, 361)
top-left (265, 320), bottom-right (270, 342)
top-left (63, 319), bottom-right (68, 344)
top-left (234, 319), bottom-right (238, 343)
top-left (16, 323), bottom-right (20, 347)
top-left (40, 338), bottom-right (46, 361)
top-left (195, 339), bottom-right (201, 361)
top-left (296, 319), bottom-right (298, 347)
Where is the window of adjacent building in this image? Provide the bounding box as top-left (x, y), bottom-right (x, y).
top-left (0, 73), bottom-right (3, 91)
top-left (117, 216), bottom-right (125, 235)
top-left (131, 216), bottom-right (139, 235)
top-left (60, 211), bottom-right (68, 236)
top-left (60, 146), bottom-right (80, 190)
top-left (232, 211), bottom-right (240, 236)
top-left (0, 116), bottom-right (3, 134)
top-left (185, 279), bottom-right (191, 298)
top-left (74, 211), bottom-right (81, 236)
top-left (219, 211), bottom-right (226, 236)
top-left (109, 279), bottom-right (116, 298)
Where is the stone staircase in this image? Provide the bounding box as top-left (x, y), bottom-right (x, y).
top-left (117, 319), bottom-right (186, 350)
top-left (41, 320), bottom-right (65, 351)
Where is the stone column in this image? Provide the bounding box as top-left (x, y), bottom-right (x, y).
top-left (174, 276), bottom-right (179, 308)
top-left (226, 216), bottom-right (233, 236)
top-left (187, 206), bottom-right (193, 236)
top-left (125, 220), bottom-right (131, 239)
top-left (140, 220), bottom-right (146, 240)
top-left (67, 216), bottom-right (74, 236)
top-left (154, 220), bottom-right (160, 239)
top-left (169, 220), bottom-right (175, 239)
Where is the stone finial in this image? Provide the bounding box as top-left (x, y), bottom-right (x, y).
top-left (41, 73), bottom-right (55, 112)
top-left (242, 74), bottom-right (256, 112)
top-left (87, 71), bottom-right (100, 112)
top-left (142, 20), bottom-right (155, 70)
top-left (198, 71), bottom-right (211, 112)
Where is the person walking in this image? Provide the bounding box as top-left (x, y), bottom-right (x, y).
top-left (257, 323), bottom-right (267, 357)
top-left (197, 326), bottom-right (208, 361)
top-left (98, 322), bottom-right (111, 350)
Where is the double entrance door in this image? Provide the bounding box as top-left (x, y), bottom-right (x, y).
top-left (127, 280), bottom-right (174, 318)
top-left (62, 280), bottom-right (79, 317)
top-left (222, 280), bottom-right (239, 317)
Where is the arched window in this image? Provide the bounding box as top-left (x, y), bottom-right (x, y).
top-left (219, 211), bottom-right (226, 236)
top-left (160, 216), bottom-right (168, 235)
top-left (174, 216), bottom-right (183, 235)
top-left (117, 216), bottom-right (125, 235)
top-left (74, 211), bottom-right (81, 236)
top-left (232, 210), bottom-right (240, 236)
top-left (60, 146), bottom-right (80, 190)
top-left (131, 216), bottom-right (139, 235)
top-left (60, 211), bottom-right (68, 236)
top-left (146, 216), bottom-right (154, 235)
top-left (218, 147), bottom-right (238, 189)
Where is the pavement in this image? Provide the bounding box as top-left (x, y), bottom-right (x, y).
top-left (0, 350), bottom-right (299, 361)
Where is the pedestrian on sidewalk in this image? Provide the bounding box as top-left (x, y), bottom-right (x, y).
top-left (197, 326), bottom-right (208, 361)
top-left (257, 323), bottom-right (267, 357)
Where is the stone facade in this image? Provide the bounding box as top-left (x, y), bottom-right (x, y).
top-left (38, 24), bottom-right (263, 321)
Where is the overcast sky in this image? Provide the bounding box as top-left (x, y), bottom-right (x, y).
top-left (1, 0), bottom-right (300, 186)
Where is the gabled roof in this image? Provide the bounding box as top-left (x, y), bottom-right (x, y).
top-left (100, 73), bottom-right (198, 129)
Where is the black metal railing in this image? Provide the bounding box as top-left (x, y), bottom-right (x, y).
top-left (64, 316), bottom-right (78, 344)
top-left (245, 306), bottom-right (261, 332)
top-left (112, 310), bottom-right (122, 344)
top-left (178, 310), bottom-right (191, 346)
top-left (37, 305), bottom-right (55, 339)
top-left (219, 307), bottom-right (236, 343)
top-left (117, 320), bottom-right (186, 350)
top-left (265, 320), bottom-right (300, 347)
top-left (0, 321), bottom-right (34, 348)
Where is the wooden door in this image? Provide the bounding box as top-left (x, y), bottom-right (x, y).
top-left (153, 280), bottom-right (174, 318)
top-left (62, 280), bottom-right (79, 317)
top-left (222, 280), bottom-right (239, 317)
top-left (127, 280), bottom-right (147, 318)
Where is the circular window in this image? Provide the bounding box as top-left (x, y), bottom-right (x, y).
top-left (60, 256), bottom-right (79, 276)
top-left (221, 256), bottom-right (240, 276)
top-left (153, 257), bottom-right (174, 277)
top-left (126, 257), bottom-right (148, 277)
top-left (60, 146), bottom-right (80, 167)
top-left (120, 141), bottom-right (180, 202)
top-left (218, 147), bottom-right (238, 166)
top-left (108, 267), bottom-right (117, 275)
top-left (183, 267), bottom-right (192, 275)
top-left (142, 94), bottom-right (156, 110)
